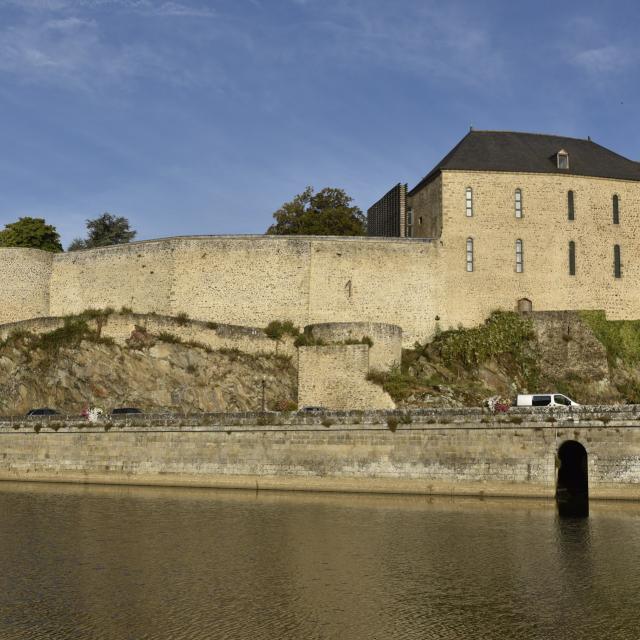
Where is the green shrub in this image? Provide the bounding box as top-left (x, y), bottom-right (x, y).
top-left (294, 333), bottom-right (326, 347)
top-left (400, 413), bottom-right (413, 424)
top-left (265, 320), bottom-right (299, 341)
top-left (321, 417), bottom-right (334, 428)
top-left (367, 365), bottom-right (414, 402)
top-left (120, 306), bottom-right (133, 315)
top-left (206, 321), bottom-right (218, 330)
top-left (386, 416), bottom-right (399, 432)
top-left (175, 312), bottom-right (190, 326)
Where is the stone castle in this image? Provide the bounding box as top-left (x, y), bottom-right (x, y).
top-left (1, 130), bottom-right (638, 409)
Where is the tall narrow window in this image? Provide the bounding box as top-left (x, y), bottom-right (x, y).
top-left (515, 239), bottom-right (524, 273)
top-left (465, 187), bottom-right (473, 217)
top-left (613, 195), bottom-right (620, 224)
top-left (466, 238), bottom-right (474, 272)
top-left (569, 241), bottom-right (576, 275)
top-left (614, 244), bottom-right (622, 278)
top-left (568, 190), bottom-right (575, 221)
top-left (406, 208), bottom-right (413, 238)
top-left (514, 189), bottom-right (523, 218)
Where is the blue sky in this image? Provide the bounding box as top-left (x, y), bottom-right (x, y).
top-left (0, 0), bottom-right (638, 247)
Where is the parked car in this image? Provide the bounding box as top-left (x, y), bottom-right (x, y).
top-left (516, 394), bottom-right (579, 407)
top-left (111, 407), bottom-right (143, 415)
top-left (26, 408), bottom-right (59, 416)
top-left (298, 406), bottom-right (326, 414)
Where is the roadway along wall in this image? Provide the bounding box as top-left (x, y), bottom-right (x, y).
top-left (1, 408), bottom-right (640, 499)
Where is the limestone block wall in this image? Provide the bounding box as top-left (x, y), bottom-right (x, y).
top-left (435, 170), bottom-right (640, 329)
top-left (0, 236), bottom-right (440, 347)
top-left (306, 322), bottom-right (402, 371)
top-left (49, 240), bottom-right (176, 317)
top-left (297, 345), bottom-right (395, 410)
top-left (1, 409), bottom-right (640, 498)
top-left (0, 249), bottom-right (53, 325)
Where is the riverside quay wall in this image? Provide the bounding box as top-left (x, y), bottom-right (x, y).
top-left (2, 407), bottom-right (640, 499)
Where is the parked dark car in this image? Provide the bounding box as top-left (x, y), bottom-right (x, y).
top-left (298, 406), bottom-right (325, 414)
top-left (26, 408), bottom-right (59, 416)
top-left (111, 408), bottom-right (143, 415)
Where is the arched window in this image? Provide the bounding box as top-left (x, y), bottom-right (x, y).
top-left (613, 195), bottom-right (620, 224)
top-left (568, 190), bottom-right (575, 221)
top-left (614, 245), bottom-right (621, 278)
top-left (569, 241), bottom-right (576, 275)
top-left (466, 238), bottom-right (474, 272)
top-left (515, 239), bottom-right (523, 273)
top-left (465, 187), bottom-right (473, 217)
top-left (515, 189), bottom-right (523, 218)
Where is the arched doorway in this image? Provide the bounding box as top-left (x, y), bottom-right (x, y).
top-left (556, 440), bottom-right (589, 517)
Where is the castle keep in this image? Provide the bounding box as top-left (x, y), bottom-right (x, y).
top-left (369, 130), bottom-right (640, 328)
top-left (1, 130), bottom-right (639, 410)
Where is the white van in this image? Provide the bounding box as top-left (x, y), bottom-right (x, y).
top-left (516, 393), bottom-right (579, 407)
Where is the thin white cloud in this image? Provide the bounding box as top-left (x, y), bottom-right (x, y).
top-left (284, 1), bottom-right (505, 87)
top-left (564, 15), bottom-right (637, 78)
top-left (0, 0), bottom-right (215, 17)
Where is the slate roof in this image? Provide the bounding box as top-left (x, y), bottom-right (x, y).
top-left (409, 130), bottom-right (640, 194)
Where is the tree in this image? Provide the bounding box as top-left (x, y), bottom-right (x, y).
top-left (0, 217), bottom-right (63, 252)
top-left (266, 187), bottom-right (366, 236)
top-left (68, 212), bottom-right (137, 251)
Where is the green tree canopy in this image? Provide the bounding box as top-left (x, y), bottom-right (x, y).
top-left (0, 217), bottom-right (63, 252)
top-left (68, 212), bottom-right (137, 251)
top-left (266, 187), bottom-right (366, 236)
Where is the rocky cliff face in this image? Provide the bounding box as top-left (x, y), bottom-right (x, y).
top-left (0, 331), bottom-right (296, 416)
top-left (374, 311), bottom-right (640, 408)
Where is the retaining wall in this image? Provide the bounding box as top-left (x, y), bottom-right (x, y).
top-left (2, 407), bottom-right (640, 499)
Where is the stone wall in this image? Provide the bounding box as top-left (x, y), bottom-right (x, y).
top-left (408, 173), bottom-right (442, 239)
top-left (0, 236), bottom-right (440, 347)
top-left (305, 322), bottom-right (402, 370)
top-left (0, 313), bottom-right (295, 358)
top-left (0, 248), bottom-right (53, 324)
top-left (297, 345), bottom-right (395, 410)
top-left (1, 408), bottom-right (640, 499)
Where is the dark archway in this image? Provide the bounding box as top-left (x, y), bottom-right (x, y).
top-left (556, 440), bottom-right (589, 517)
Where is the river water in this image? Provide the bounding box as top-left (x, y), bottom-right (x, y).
top-left (0, 483), bottom-right (638, 640)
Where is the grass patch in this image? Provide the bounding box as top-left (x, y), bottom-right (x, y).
top-left (157, 332), bottom-right (183, 345)
top-left (294, 333), bottom-right (327, 347)
top-left (580, 310), bottom-right (640, 364)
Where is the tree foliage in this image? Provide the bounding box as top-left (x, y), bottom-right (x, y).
top-left (69, 213), bottom-right (137, 251)
top-left (0, 217), bottom-right (63, 252)
top-left (266, 187), bottom-right (366, 236)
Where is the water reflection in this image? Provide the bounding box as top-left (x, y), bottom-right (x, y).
top-left (0, 483), bottom-right (638, 639)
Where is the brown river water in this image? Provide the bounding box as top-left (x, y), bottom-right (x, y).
top-left (0, 483), bottom-right (638, 639)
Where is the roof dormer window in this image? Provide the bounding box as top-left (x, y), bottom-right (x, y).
top-left (557, 149), bottom-right (569, 169)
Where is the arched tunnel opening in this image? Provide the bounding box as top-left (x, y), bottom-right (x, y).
top-left (556, 440), bottom-right (589, 517)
